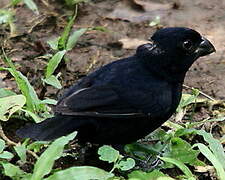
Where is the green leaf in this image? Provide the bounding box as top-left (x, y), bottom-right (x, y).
top-left (128, 170), bottom-right (169, 180)
top-left (91, 26), bottom-right (108, 32)
top-left (164, 137), bottom-right (204, 166)
top-left (11, 69), bottom-right (43, 112)
top-left (1, 53), bottom-right (41, 110)
top-left (118, 158), bottom-right (135, 171)
top-left (125, 142), bottom-right (165, 161)
top-left (98, 145), bottom-right (120, 163)
top-left (0, 55), bottom-right (43, 112)
top-left (66, 28), bottom-right (87, 51)
top-left (186, 117), bottom-right (225, 129)
top-left (43, 75), bottom-right (62, 89)
top-left (163, 120), bottom-right (184, 130)
top-left (0, 138), bottom-right (5, 153)
top-left (46, 50), bottom-right (66, 78)
top-left (0, 10), bottom-right (16, 37)
top-left (45, 166), bottom-right (114, 180)
top-left (176, 91), bottom-right (199, 113)
top-left (27, 141), bottom-right (49, 153)
top-left (14, 144), bottom-right (27, 162)
top-left (31, 132), bottom-right (77, 180)
top-left (0, 88), bottom-right (16, 98)
top-left (193, 143), bottom-right (225, 180)
top-left (40, 98), bottom-right (57, 105)
top-left (1, 162), bottom-right (25, 178)
top-left (0, 151), bottom-right (14, 159)
top-left (196, 130), bottom-right (225, 169)
top-left (146, 128), bottom-right (172, 142)
top-left (11, 0), bottom-right (22, 6)
top-left (21, 109), bottom-right (44, 123)
top-left (23, 0), bottom-right (39, 15)
top-left (149, 16), bottom-right (160, 27)
top-left (0, 94), bottom-right (26, 121)
top-left (157, 178), bottom-right (175, 180)
top-left (64, 0), bottom-right (88, 6)
top-left (47, 37), bottom-right (60, 50)
top-left (160, 157), bottom-right (195, 179)
top-left (174, 128), bottom-right (196, 137)
top-left (0, 10), bottom-right (14, 24)
top-left (58, 7), bottom-right (77, 50)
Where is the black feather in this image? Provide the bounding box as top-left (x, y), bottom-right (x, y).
top-left (17, 27), bottom-right (215, 144)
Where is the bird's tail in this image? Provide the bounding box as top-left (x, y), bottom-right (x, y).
top-left (16, 115), bottom-right (79, 141)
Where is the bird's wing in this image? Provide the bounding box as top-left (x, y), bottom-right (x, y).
top-left (54, 85), bottom-right (147, 118)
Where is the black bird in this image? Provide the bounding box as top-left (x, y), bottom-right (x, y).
top-left (17, 27), bottom-right (215, 145)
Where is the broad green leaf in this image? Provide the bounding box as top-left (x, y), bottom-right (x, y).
top-left (14, 144), bottom-right (27, 162)
top-left (174, 128), bottom-right (196, 137)
top-left (196, 130), bottom-right (225, 169)
top-left (128, 170), bottom-right (169, 180)
top-left (98, 145), bottom-right (120, 163)
top-left (164, 137), bottom-right (204, 166)
top-left (0, 138), bottom-right (5, 153)
top-left (0, 95), bottom-right (26, 121)
top-left (66, 28), bottom-right (87, 50)
top-left (24, 0), bottom-right (39, 15)
top-left (45, 166), bottom-right (114, 180)
top-left (125, 142), bottom-right (165, 161)
top-left (118, 158), bottom-right (135, 171)
top-left (1, 162), bottom-right (25, 178)
top-left (46, 50), bottom-right (66, 78)
top-left (0, 88), bottom-right (16, 98)
top-left (9, 69), bottom-right (42, 112)
top-left (146, 128), bottom-right (170, 142)
top-left (31, 132), bottom-right (77, 180)
top-left (43, 75), bottom-right (62, 89)
top-left (0, 151), bottom-right (14, 159)
top-left (193, 143), bottom-right (225, 180)
top-left (160, 157), bottom-right (195, 179)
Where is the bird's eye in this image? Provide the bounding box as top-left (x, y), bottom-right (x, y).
top-left (182, 40), bottom-right (193, 50)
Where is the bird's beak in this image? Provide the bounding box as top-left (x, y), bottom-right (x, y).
top-left (196, 37), bottom-right (216, 57)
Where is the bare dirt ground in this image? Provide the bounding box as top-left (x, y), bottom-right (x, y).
top-left (0, 0), bottom-right (225, 101)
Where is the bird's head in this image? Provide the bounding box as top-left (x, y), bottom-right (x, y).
top-left (137, 27), bottom-right (216, 82)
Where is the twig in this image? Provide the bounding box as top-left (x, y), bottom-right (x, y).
top-left (183, 84), bottom-right (215, 101)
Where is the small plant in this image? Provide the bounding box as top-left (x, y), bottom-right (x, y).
top-left (1, 132), bottom-right (77, 179)
top-left (149, 16), bottom-right (161, 27)
top-left (0, 9), bottom-right (16, 37)
top-left (98, 145), bottom-right (135, 172)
